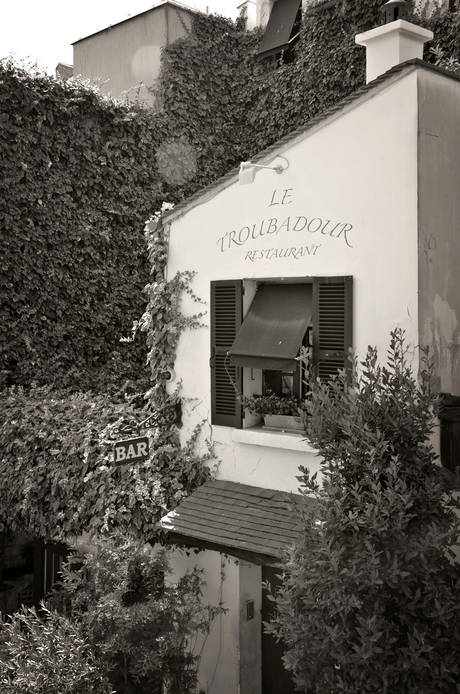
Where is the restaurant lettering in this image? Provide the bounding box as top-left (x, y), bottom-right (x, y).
top-left (245, 245), bottom-right (322, 261)
top-left (216, 188), bottom-right (354, 254)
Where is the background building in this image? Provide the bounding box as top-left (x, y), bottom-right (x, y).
top-left (72, 0), bottom-right (196, 103)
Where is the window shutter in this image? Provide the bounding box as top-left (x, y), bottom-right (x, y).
top-left (312, 276), bottom-right (353, 381)
top-left (210, 280), bottom-right (243, 428)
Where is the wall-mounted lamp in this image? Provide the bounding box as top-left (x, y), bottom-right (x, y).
top-left (238, 157), bottom-right (289, 185)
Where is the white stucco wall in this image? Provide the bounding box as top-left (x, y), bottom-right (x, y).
top-left (165, 68), bottom-right (420, 493)
top-left (418, 68), bottom-right (460, 396)
top-left (169, 548), bottom-right (241, 694)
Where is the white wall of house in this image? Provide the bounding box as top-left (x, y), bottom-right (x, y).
top-left (162, 61), bottom-right (460, 694)
top-left (165, 67), bottom-right (420, 492)
top-left (169, 548), bottom-right (251, 694)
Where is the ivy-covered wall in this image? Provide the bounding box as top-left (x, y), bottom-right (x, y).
top-left (0, 62), bottom-right (167, 392)
top-left (0, 384), bottom-right (211, 540)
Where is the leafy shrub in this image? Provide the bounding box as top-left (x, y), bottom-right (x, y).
top-left (0, 605), bottom-right (113, 694)
top-left (0, 385), bottom-right (211, 540)
top-left (268, 331), bottom-right (460, 693)
top-left (239, 391), bottom-right (305, 416)
top-left (48, 536), bottom-right (224, 694)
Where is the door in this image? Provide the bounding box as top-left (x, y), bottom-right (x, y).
top-left (261, 566), bottom-right (297, 694)
top-left (33, 538), bottom-right (68, 606)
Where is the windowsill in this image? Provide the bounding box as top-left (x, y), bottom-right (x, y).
top-left (232, 425), bottom-right (317, 452)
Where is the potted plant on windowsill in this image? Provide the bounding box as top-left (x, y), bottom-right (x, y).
top-left (239, 391), bottom-right (307, 433)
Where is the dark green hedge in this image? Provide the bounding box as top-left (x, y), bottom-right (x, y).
top-left (0, 62), bottom-right (167, 392)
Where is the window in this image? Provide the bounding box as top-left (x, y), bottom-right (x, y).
top-left (228, 282), bottom-right (312, 399)
top-left (440, 395), bottom-right (460, 473)
top-left (33, 538), bottom-right (68, 606)
top-left (210, 277), bottom-right (353, 428)
top-left (257, 0), bottom-right (302, 63)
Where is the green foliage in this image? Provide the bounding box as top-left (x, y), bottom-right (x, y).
top-left (0, 605), bottom-right (113, 694)
top-left (157, 2), bottom-right (460, 170)
top-left (136, 205), bottom-right (205, 390)
top-left (421, 3), bottom-right (460, 74)
top-left (0, 385), bottom-right (211, 540)
top-left (269, 330), bottom-right (460, 693)
top-left (0, 58), bottom-right (164, 392)
top-left (156, 14), bottom-right (262, 191)
top-left (48, 536), bottom-right (224, 694)
top-left (239, 390), bottom-right (305, 416)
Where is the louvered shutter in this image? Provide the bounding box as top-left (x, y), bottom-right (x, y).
top-left (210, 280), bottom-right (243, 428)
top-left (312, 276), bottom-right (353, 381)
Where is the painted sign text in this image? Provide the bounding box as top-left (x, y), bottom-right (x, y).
top-left (216, 188), bottom-right (354, 257)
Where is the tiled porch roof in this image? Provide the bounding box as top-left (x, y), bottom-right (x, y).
top-left (160, 479), bottom-right (315, 564)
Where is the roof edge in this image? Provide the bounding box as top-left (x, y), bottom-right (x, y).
top-left (163, 58), bottom-right (460, 224)
top-left (72, 0), bottom-right (197, 45)
top-left (165, 531), bottom-right (283, 565)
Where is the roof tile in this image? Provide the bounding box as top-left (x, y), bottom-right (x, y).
top-left (160, 479), bottom-right (316, 559)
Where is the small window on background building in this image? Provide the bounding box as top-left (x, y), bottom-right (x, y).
top-left (257, 0), bottom-right (302, 63)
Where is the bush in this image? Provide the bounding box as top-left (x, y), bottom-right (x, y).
top-left (269, 330), bottom-right (460, 693)
top-left (48, 536), bottom-right (225, 694)
top-left (0, 384), bottom-right (211, 541)
top-left (0, 605), bottom-right (113, 694)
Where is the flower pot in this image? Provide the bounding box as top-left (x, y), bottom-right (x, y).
top-left (262, 414), bottom-right (304, 433)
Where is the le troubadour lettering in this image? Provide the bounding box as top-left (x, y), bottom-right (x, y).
top-left (216, 188), bottom-right (354, 256)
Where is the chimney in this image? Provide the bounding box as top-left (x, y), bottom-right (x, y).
top-left (355, 0), bottom-right (433, 84)
top-left (238, 0), bottom-right (257, 30)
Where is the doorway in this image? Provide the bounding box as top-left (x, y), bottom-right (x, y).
top-left (261, 565), bottom-right (297, 694)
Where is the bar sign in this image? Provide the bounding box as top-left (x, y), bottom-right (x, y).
top-left (113, 436), bottom-right (149, 466)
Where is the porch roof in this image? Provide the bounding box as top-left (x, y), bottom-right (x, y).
top-left (159, 479), bottom-right (315, 565)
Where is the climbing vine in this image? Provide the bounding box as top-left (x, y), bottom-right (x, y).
top-left (135, 205), bottom-right (205, 391)
top-left (0, 382), bottom-right (211, 541)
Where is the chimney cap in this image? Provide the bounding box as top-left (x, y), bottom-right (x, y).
top-left (356, 19), bottom-right (434, 83)
top-left (380, 0), bottom-right (410, 24)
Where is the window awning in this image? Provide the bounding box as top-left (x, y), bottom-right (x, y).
top-left (257, 0), bottom-right (302, 59)
top-left (159, 479), bottom-right (312, 566)
top-left (228, 283), bottom-right (312, 371)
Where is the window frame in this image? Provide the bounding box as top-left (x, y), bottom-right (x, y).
top-left (440, 394), bottom-right (460, 473)
top-left (210, 276), bottom-right (352, 428)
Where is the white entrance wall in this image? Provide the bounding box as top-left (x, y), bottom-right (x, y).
top-left (418, 68), bottom-right (460, 396)
top-left (168, 548), bottom-right (262, 694)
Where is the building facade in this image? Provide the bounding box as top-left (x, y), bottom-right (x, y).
top-left (72, 1), bottom-right (195, 103)
top-left (158, 16), bottom-right (460, 694)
